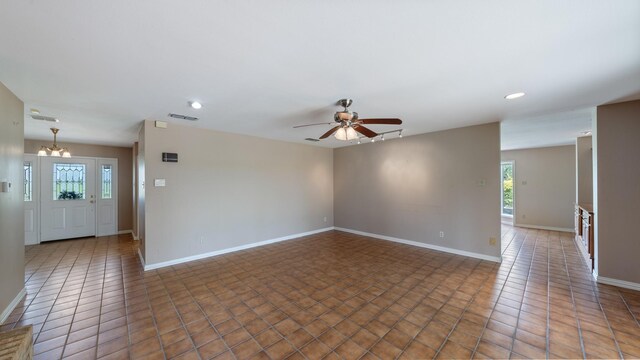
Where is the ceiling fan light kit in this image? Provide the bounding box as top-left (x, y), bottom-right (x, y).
top-left (335, 126), bottom-right (359, 141)
top-left (295, 98), bottom-right (403, 143)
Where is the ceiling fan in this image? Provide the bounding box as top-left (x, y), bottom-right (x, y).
top-left (294, 99), bottom-right (402, 141)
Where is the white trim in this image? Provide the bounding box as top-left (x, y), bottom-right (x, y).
top-left (116, 230), bottom-right (139, 240)
top-left (0, 288), bottom-right (26, 324)
top-left (596, 276), bottom-right (640, 292)
top-left (592, 268), bottom-right (599, 282)
top-left (514, 223), bottom-right (574, 233)
top-left (143, 227), bottom-right (334, 271)
top-left (137, 248), bottom-right (145, 268)
top-left (334, 227), bottom-right (502, 263)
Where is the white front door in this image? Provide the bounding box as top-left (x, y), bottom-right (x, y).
top-left (41, 157), bottom-right (96, 241)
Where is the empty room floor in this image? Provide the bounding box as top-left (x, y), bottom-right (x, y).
top-left (1, 227), bottom-right (639, 359)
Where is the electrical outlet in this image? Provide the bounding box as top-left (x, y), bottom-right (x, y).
top-left (439, 231), bottom-right (444, 238)
top-left (489, 237), bottom-right (497, 246)
top-left (200, 236), bottom-right (204, 246)
top-left (324, 217), bottom-right (327, 222)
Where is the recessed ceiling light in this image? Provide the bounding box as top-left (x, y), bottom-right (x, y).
top-left (189, 101), bottom-right (202, 110)
top-left (504, 92), bottom-right (525, 100)
top-left (30, 108), bottom-right (40, 114)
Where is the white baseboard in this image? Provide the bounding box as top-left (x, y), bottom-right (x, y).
top-left (514, 223), bottom-right (574, 233)
top-left (117, 229), bottom-right (139, 240)
top-left (334, 227), bottom-right (502, 263)
top-left (143, 227), bottom-right (334, 271)
top-left (596, 275), bottom-right (640, 292)
top-left (1, 287), bottom-right (26, 324)
top-left (137, 248), bottom-right (145, 269)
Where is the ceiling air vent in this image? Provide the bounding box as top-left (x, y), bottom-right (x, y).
top-left (31, 114), bottom-right (59, 122)
top-left (305, 138), bottom-right (320, 142)
top-left (168, 113), bottom-right (199, 121)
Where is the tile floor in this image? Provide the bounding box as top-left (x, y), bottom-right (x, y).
top-left (1, 226), bottom-right (639, 359)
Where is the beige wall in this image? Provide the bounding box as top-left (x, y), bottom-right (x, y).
top-left (595, 99), bottom-right (640, 284)
top-left (137, 127), bottom-right (146, 259)
top-left (502, 145), bottom-right (576, 230)
top-left (141, 120), bottom-right (334, 266)
top-left (132, 142), bottom-right (139, 239)
top-left (334, 123), bottom-right (501, 259)
top-left (24, 140), bottom-right (133, 232)
top-left (576, 136), bottom-right (593, 205)
top-left (0, 82), bottom-right (25, 320)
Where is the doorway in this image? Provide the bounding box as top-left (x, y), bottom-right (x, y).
top-left (23, 155), bottom-right (118, 244)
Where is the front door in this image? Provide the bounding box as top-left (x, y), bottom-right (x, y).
top-left (41, 157), bottom-right (96, 241)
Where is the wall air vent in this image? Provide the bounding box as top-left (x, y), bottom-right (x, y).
top-left (305, 138), bottom-right (320, 142)
top-left (31, 114), bottom-right (59, 122)
top-left (168, 113), bottom-right (199, 121)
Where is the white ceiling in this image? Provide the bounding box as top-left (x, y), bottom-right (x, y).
top-left (501, 108), bottom-right (593, 151)
top-left (1, 1), bottom-right (639, 148)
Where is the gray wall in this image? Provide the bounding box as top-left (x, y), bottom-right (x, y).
top-left (595, 100), bottom-right (640, 284)
top-left (502, 145), bottom-right (576, 230)
top-left (24, 140), bottom-right (133, 232)
top-left (142, 120), bottom-right (334, 266)
top-left (334, 123), bottom-right (501, 259)
top-left (0, 82), bottom-right (25, 319)
top-left (576, 136), bottom-right (593, 205)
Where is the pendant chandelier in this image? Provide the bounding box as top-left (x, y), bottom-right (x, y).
top-left (38, 128), bottom-right (71, 157)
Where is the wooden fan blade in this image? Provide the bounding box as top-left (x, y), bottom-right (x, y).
top-left (353, 125), bottom-right (378, 138)
top-left (358, 118), bottom-right (402, 125)
top-left (293, 122), bottom-right (334, 128)
top-left (319, 126), bottom-right (340, 139)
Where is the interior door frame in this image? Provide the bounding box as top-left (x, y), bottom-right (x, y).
top-left (24, 154), bottom-right (119, 244)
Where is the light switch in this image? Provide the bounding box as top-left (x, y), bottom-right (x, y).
top-left (154, 179), bottom-right (166, 187)
top-left (1, 181), bottom-right (11, 192)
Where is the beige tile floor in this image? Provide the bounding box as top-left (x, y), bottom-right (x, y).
top-left (1, 226), bottom-right (639, 359)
